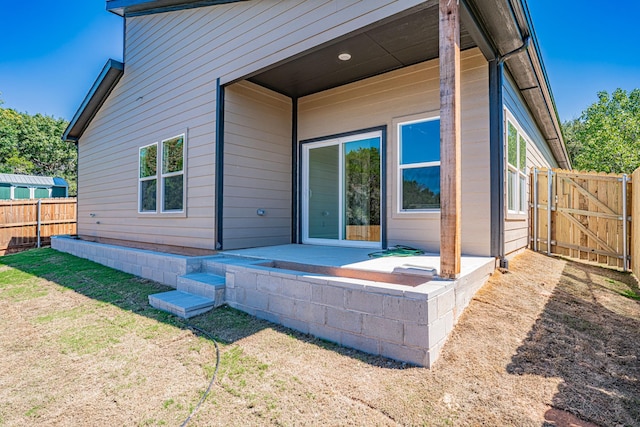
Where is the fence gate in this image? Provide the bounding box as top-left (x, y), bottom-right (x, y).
top-left (531, 168), bottom-right (631, 270)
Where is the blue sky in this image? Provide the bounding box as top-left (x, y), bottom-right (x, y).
top-left (0, 1), bottom-right (123, 119)
top-left (527, 0), bottom-right (640, 120)
top-left (1, 1), bottom-right (638, 123)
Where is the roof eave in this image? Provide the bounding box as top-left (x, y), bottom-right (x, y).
top-left (63, 59), bottom-right (124, 143)
top-left (106, 0), bottom-right (248, 17)
top-left (466, 0), bottom-right (570, 169)
top-left (511, 0), bottom-right (570, 169)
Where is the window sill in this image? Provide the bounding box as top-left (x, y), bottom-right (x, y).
top-left (137, 211), bottom-right (187, 219)
top-left (506, 212), bottom-right (527, 221)
top-left (392, 210), bottom-right (440, 220)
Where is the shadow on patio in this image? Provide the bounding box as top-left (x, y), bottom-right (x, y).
top-left (507, 258), bottom-right (640, 426)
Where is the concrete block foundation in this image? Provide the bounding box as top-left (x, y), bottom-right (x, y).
top-left (52, 237), bottom-right (495, 367)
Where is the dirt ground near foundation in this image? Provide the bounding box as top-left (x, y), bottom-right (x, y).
top-left (0, 249), bottom-right (638, 426)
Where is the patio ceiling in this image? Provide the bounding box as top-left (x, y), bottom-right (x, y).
top-left (248, 2), bottom-right (476, 98)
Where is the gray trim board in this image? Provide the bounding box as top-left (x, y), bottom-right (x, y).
top-left (291, 97), bottom-right (299, 244)
top-left (63, 59), bottom-right (124, 142)
top-left (489, 59), bottom-right (505, 258)
top-left (123, 17), bottom-right (127, 62)
top-left (215, 78), bottom-right (225, 250)
top-left (380, 126), bottom-right (387, 249)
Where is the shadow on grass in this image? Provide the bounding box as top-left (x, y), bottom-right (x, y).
top-left (507, 259), bottom-right (640, 426)
top-left (0, 248), bottom-right (403, 368)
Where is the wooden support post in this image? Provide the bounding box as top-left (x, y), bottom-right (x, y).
top-left (439, 0), bottom-right (461, 279)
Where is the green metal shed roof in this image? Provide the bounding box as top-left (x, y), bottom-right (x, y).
top-left (0, 174), bottom-right (68, 188)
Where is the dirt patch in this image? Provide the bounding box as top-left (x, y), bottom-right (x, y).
top-left (0, 249), bottom-right (638, 426)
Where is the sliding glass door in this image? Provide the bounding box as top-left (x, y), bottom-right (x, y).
top-left (302, 130), bottom-right (382, 247)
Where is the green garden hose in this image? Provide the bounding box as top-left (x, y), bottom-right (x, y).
top-left (180, 322), bottom-right (220, 427)
top-left (368, 245), bottom-right (425, 258)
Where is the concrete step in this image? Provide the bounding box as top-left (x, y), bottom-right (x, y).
top-left (177, 273), bottom-right (225, 303)
top-left (201, 255), bottom-right (265, 275)
top-left (149, 290), bottom-right (215, 319)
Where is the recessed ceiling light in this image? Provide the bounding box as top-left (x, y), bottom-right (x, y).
top-left (338, 52), bottom-right (352, 61)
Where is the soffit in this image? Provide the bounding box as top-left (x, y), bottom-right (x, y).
top-left (248, 2), bottom-right (476, 98)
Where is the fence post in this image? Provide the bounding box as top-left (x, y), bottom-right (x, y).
top-left (622, 174), bottom-right (628, 271)
top-left (37, 199), bottom-right (42, 248)
top-left (547, 169), bottom-right (553, 256)
top-left (632, 168), bottom-right (640, 277)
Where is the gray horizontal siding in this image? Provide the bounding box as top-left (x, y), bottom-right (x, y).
top-left (503, 72), bottom-right (557, 256)
top-left (222, 81), bottom-right (292, 250)
top-left (503, 72), bottom-right (558, 168)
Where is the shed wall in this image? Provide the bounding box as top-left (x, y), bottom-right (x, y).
top-left (298, 48), bottom-right (491, 256)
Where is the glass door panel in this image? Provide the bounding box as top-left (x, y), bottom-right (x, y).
top-left (303, 131), bottom-right (382, 247)
top-left (308, 144), bottom-right (339, 240)
top-left (344, 138), bottom-right (381, 242)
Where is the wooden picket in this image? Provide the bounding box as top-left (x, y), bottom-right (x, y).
top-left (531, 168), bottom-right (630, 270)
top-left (0, 198), bottom-right (77, 255)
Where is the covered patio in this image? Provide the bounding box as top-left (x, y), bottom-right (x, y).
top-left (217, 0), bottom-right (483, 278)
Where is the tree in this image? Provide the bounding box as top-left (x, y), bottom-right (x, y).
top-left (345, 146), bottom-right (380, 227)
top-left (559, 117), bottom-right (583, 165)
top-left (563, 88), bottom-right (640, 173)
top-left (0, 106), bottom-right (77, 195)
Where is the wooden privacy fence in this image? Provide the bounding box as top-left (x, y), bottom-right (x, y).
top-left (0, 198), bottom-right (77, 255)
top-left (531, 168), bottom-right (631, 270)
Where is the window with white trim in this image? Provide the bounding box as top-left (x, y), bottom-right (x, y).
top-left (161, 135), bottom-right (185, 212)
top-left (139, 143), bottom-right (157, 212)
top-left (398, 116), bottom-right (441, 211)
top-left (138, 134), bottom-right (186, 214)
top-left (506, 116), bottom-right (527, 214)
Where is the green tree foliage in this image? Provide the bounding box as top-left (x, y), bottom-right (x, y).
top-left (563, 88), bottom-right (640, 173)
top-left (161, 137), bottom-right (184, 211)
top-left (0, 105), bottom-right (76, 195)
top-left (402, 177), bottom-right (440, 209)
top-left (345, 146), bottom-right (380, 226)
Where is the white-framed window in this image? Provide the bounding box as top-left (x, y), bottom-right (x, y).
top-left (397, 116), bottom-right (441, 211)
top-left (139, 142), bottom-right (158, 213)
top-left (505, 111), bottom-right (528, 214)
top-left (160, 134), bottom-right (185, 212)
top-left (138, 133), bottom-right (186, 214)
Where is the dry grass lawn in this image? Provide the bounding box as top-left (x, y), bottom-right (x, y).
top-left (0, 248), bottom-right (638, 426)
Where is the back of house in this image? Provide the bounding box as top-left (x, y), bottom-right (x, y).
top-left (65, 0), bottom-right (568, 257)
top-left (63, 0), bottom-right (568, 262)
top-left (56, 0), bottom-right (571, 366)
